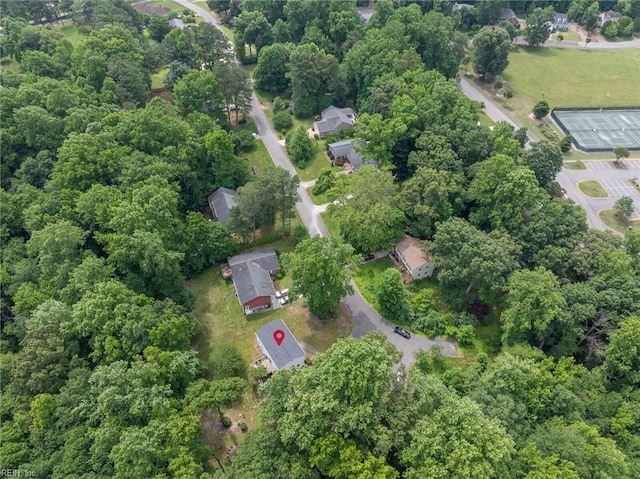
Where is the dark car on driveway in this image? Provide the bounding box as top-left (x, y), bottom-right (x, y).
top-left (362, 253), bottom-right (375, 262)
top-left (394, 326), bottom-right (411, 339)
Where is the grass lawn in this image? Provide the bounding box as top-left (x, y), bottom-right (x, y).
top-left (562, 149), bottom-right (614, 161)
top-left (551, 31), bottom-right (581, 41)
top-left (307, 185), bottom-right (331, 205)
top-left (478, 111), bottom-right (496, 127)
top-left (578, 180), bottom-right (608, 197)
top-left (565, 160), bottom-right (587, 170)
top-left (599, 209), bottom-right (640, 234)
top-left (353, 258), bottom-right (396, 313)
top-left (292, 142), bottom-right (334, 182)
top-left (51, 23), bottom-right (91, 45)
top-left (151, 67), bottom-right (169, 89)
top-left (502, 47), bottom-right (640, 109)
top-left (147, 0), bottom-right (189, 14)
top-left (321, 211), bottom-right (341, 237)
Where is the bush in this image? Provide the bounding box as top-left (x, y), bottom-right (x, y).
top-left (221, 416), bottom-right (232, 428)
top-left (234, 129), bottom-right (255, 153)
top-left (533, 100), bottom-right (550, 119)
top-left (272, 97), bottom-right (286, 112)
top-left (312, 169), bottom-right (335, 196)
top-left (456, 311), bottom-right (476, 327)
top-left (504, 90), bottom-right (513, 99)
top-left (410, 288), bottom-right (438, 316)
top-left (601, 20), bottom-right (618, 39)
top-left (494, 80), bottom-right (503, 89)
top-left (209, 344), bottom-right (245, 379)
top-left (273, 110), bottom-right (293, 132)
top-left (560, 135), bottom-right (573, 153)
top-left (413, 309), bottom-right (450, 337)
top-left (293, 224), bottom-right (308, 244)
top-left (454, 325), bottom-right (475, 346)
top-left (238, 117), bottom-right (247, 124)
top-left (540, 124), bottom-right (560, 143)
top-left (238, 422), bottom-right (248, 432)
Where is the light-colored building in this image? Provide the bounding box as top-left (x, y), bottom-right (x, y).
top-left (256, 319), bottom-right (306, 371)
top-left (394, 235), bottom-right (434, 281)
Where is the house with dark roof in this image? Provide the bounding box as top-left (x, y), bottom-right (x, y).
top-left (208, 187), bottom-right (237, 226)
top-left (499, 8), bottom-right (519, 25)
top-left (598, 10), bottom-right (622, 27)
top-left (169, 18), bottom-right (184, 29)
top-left (313, 106), bottom-right (357, 139)
top-left (551, 13), bottom-right (568, 31)
top-left (255, 319), bottom-right (306, 371)
top-left (327, 139), bottom-right (377, 171)
top-left (394, 235), bottom-right (434, 282)
top-left (229, 248), bottom-right (280, 315)
top-left (135, 4), bottom-right (171, 15)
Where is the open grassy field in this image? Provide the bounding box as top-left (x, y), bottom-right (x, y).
top-left (578, 180), bottom-right (608, 197)
top-left (600, 209), bottom-right (640, 234)
top-left (502, 47), bottom-right (640, 110)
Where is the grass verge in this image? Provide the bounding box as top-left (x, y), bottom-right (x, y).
top-left (578, 180), bottom-right (608, 197)
top-left (564, 160), bottom-right (587, 170)
top-left (599, 209), bottom-right (640, 234)
top-left (292, 142), bottom-right (333, 182)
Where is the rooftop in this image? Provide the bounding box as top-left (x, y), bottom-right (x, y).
top-left (256, 319), bottom-right (305, 370)
top-left (395, 235), bottom-right (431, 270)
top-left (208, 187), bottom-right (237, 226)
top-left (229, 248), bottom-right (280, 305)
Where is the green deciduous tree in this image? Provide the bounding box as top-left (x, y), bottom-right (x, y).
top-left (376, 268), bottom-right (409, 321)
top-left (172, 69), bottom-right (225, 119)
top-left (401, 394), bottom-right (515, 479)
top-left (472, 26), bottom-right (511, 78)
top-left (401, 167), bottom-right (464, 239)
top-left (614, 196), bottom-right (635, 220)
top-left (426, 217), bottom-right (521, 305)
top-left (614, 146), bottom-right (630, 165)
top-left (253, 42), bottom-right (292, 93)
top-left (525, 7), bottom-right (556, 47)
top-left (287, 42), bottom-right (340, 117)
top-left (329, 167), bottom-right (406, 253)
top-left (603, 315), bottom-right (640, 387)
top-left (285, 126), bottom-right (313, 168)
top-left (181, 211), bottom-right (237, 277)
top-left (501, 267), bottom-right (567, 348)
top-left (533, 100), bottom-right (550, 119)
top-left (528, 418), bottom-right (630, 479)
top-left (522, 141), bottom-right (564, 187)
top-left (286, 235), bottom-right (358, 318)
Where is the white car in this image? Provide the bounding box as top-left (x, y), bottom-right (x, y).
top-left (279, 295), bottom-right (289, 305)
top-left (276, 288), bottom-right (289, 298)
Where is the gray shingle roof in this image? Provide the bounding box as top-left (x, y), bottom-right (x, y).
top-left (229, 248), bottom-right (280, 306)
top-left (328, 139), bottom-right (354, 158)
top-left (328, 139), bottom-right (376, 171)
top-left (314, 106), bottom-right (357, 134)
top-left (256, 319), bottom-right (305, 370)
top-left (208, 187), bottom-right (237, 226)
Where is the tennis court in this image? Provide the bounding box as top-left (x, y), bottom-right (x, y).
top-left (552, 109), bottom-right (640, 152)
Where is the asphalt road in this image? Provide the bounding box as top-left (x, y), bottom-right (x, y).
top-left (177, 0), bottom-right (461, 366)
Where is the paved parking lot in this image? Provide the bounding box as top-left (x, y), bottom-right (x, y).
top-left (586, 160), bottom-right (640, 170)
top-left (600, 178), bottom-right (638, 197)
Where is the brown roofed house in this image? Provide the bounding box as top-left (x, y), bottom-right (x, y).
top-left (394, 235), bottom-right (434, 282)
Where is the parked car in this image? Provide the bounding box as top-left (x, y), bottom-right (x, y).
top-left (275, 288), bottom-right (289, 298)
top-left (362, 253), bottom-right (375, 262)
top-left (394, 326), bottom-right (411, 339)
top-left (279, 295), bottom-right (289, 305)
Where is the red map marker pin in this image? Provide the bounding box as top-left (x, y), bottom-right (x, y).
top-left (273, 329), bottom-right (285, 346)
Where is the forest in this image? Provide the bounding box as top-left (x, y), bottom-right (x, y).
top-left (1, 0), bottom-right (639, 478)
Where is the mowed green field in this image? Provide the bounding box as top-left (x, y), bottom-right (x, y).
top-left (502, 47), bottom-right (640, 111)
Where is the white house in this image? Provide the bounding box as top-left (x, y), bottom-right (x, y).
top-left (255, 319), bottom-right (306, 371)
top-left (394, 235), bottom-right (435, 281)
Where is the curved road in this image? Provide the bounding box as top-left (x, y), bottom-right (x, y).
top-left (176, 0), bottom-right (461, 365)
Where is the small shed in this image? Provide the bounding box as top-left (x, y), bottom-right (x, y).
top-left (255, 319), bottom-right (306, 371)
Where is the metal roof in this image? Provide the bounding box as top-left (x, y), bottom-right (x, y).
top-left (256, 319), bottom-right (305, 370)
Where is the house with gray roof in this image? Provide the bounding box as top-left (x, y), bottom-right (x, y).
top-left (313, 106), bottom-right (357, 139)
top-left (551, 13), bottom-right (568, 31)
top-left (229, 248), bottom-right (280, 315)
top-left (208, 187), bottom-right (237, 226)
top-left (598, 10), bottom-right (622, 27)
top-left (327, 139), bottom-right (377, 171)
top-left (499, 8), bottom-right (519, 25)
top-left (169, 18), bottom-right (184, 29)
top-left (256, 319), bottom-right (306, 370)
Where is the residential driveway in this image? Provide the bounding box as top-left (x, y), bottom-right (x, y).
top-left (346, 281), bottom-right (461, 368)
top-left (177, 0), bottom-right (461, 363)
